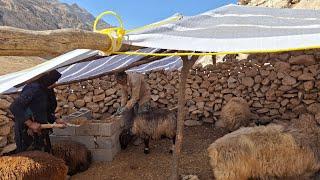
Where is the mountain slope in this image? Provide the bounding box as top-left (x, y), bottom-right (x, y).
top-left (0, 0), bottom-right (107, 30)
top-left (238, 0), bottom-right (320, 10)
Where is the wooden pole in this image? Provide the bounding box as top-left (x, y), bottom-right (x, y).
top-left (0, 26), bottom-right (113, 58)
top-left (171, 55), bottom-right (197, 180)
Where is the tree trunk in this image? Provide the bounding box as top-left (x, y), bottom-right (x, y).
top-left (171, 55), bottom-right (197, 180)
top-left (0, 26), bottom-right (113, 58)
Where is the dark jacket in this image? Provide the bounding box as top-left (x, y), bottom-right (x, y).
top-left (9, 70), bottom-right (61, 152)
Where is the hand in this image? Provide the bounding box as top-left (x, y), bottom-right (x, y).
top-left (55, 119), bottom-right (67, 129)
top-left (25, 121), bottom-right (41, 133)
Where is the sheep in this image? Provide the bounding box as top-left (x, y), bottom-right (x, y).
top-left (215, 97), bottom-right (254, 132)
top-left (208, 114), bottom-right (320, 180)
top-left (51, 140), bottom-right (92, 176)
top-left (119, 107), bottom-right (177, 154)
top-left (0, 150), bottom-right (68, 180)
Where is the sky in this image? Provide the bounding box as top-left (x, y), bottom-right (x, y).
top-left (60, 0), bottom-right (237, 29)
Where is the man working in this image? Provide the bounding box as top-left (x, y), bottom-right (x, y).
top-left (10, 70), bottom-right (66, 153)
top-left (115, 71), bottom-right (151, 116)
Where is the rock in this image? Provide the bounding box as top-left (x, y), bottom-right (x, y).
top-left (105, 88), bottom-right (117, 96)
top-left (86, 102), bottom-right (100, 113)
top-left (184, 120), bottom-right (203, 127)
top-left (83, 95), bottom-right (92, 103)
top-left (307, 103), bottom-right (320, 115)
top-left (67, 94), bottom-right (77, 102)
top-left (289, 55), bottom-right (315, 66)
top-left (245, 68), bottom-right (258, 77)
top-left (74, 99), bottom-right (85, 108)
top-left (0, 143), bottom-right (16, 156)
top-left (298, 73), bottom-right (315, 81)
top-left (274, 61), bottom-right (290, 72)
top-left (93, 94), bottom-right (105, 103)
top-left (241, 77), bottom-right (254, 87)
top-left (181, 175), bottom-right (200, 180)
top-left (266, 89), bottom-right (276, 101)
top-left (0, 122), bottom-right (13, 136)
top-left (94, 88), bottom-right (104, 95)
top-left (282, 76), bottom-right (296, 86)
top-left (0, 136), bottom-right (7, 148)
top-left (151, 95), bottom-right (159, 101)
top-left (303, 81), bottom-right (314, 91)
top-left (0, 99), bottom-right (10, 109)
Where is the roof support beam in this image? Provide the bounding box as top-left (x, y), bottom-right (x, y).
top-left (171, 55), bottom-right (197, 180)
top-left (0, 26), bottom-right (113, 58)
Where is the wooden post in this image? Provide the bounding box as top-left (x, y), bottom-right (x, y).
top-left (171, 55), bottom-right (197, 180)
top-left (0, 26), bottom-right (114, 58)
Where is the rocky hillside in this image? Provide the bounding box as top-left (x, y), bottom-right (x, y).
top-left (0, 0), bottom-right (107, 30)
top-left (238, 0), bottom-right (320, 10)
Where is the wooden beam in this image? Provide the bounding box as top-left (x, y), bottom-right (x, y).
top-left (0, 26), bottom-right (113, 58)
top-left (171, 55), bottom-right (197, 180)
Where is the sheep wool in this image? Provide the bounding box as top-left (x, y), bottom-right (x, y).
top-left (52, 140), bottom-right (91, 176)
top-left (215, 97), bottom-right (252, 131)
top-left (208, 124), bottom-right (320, 180)
top-left (0, 151), bottom-right (68, 180)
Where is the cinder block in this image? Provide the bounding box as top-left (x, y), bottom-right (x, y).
top-left (99, 120), bottom-right (121, 137)
top-left (90, 144), bottom-right (120, 162)
top-left (95, 136), bottom-right (113, 149)
top-left (75, 123), bottom-right (100, 136)
top-left (50, 135), bottom-right (72, 142)
top-left (96, 130), bottom-right (120, 149)
top-left (52, 126), bottom-right (76, 136)
top-left (71, 136), bottom-right (96, 149)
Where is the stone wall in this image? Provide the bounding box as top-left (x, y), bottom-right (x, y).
top-left (1, 49), bottom-right (320, 155)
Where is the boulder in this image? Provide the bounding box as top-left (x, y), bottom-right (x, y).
top-left (289, 55), bottom-right (315, 66)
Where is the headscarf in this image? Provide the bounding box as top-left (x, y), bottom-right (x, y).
top-left (35, 70), bottom-right (61, 88)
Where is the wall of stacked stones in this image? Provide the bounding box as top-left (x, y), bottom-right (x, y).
top-left (1, 49), bottom-right (320, 153)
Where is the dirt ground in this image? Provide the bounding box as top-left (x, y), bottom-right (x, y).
top-left (0, 56), bottom-right (44, 75)
top-left (71, 124), bottom-right (227, 180)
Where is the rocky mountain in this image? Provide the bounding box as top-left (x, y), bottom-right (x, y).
top-left (238, 0), bottom-right (320, 10)
top-left (0, 0), bottom-right (107, 30)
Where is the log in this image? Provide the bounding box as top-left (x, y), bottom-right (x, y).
top-left (171, 55), bottom-right (197, 180)
top-left (0, 26), bottom-right (114, 58)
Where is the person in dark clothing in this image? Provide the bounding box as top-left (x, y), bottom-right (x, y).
top-left (9, 70), bottom-right (66, 153)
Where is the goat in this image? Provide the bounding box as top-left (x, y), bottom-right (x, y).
top-left (119, 107), bottom-right (177, 154)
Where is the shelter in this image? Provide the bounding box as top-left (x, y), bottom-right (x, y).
top-left (1, 4), bottom-right (320, 93)
top-left (1, 4), bottom-right (320, 179)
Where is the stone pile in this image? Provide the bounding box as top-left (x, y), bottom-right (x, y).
top-left (0, 95), bottom-right (16, 155)
top-left (55, 50), bottom-right (320, 127)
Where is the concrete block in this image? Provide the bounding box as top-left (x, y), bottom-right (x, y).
top-left (75, 123), bottom-right (100, 136)
top-left (96, 130), bottom-right (120, 149)
top-left (50, 135), bottom-right (72, 143)
top-left (90, 144), bottom-right (120, 162)
top-left (75, 121), bottom-right (121, 137)
top-left (71, 136), bottom-right (96, 149)
top-left (52, 126), bottom-right (75, 136)
top-left (99, 120), bottom-right (121, 137)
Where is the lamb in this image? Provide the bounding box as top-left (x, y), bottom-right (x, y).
top-left (215, 97), bottom-right (254, 132)
top-left (0, 150), bottom-right (68, 180)
top-left (208, 114), bottom-right (320, 180)
top-left (119, 107), bottom-right (177, 154)
top-left (51, 140), bottom-right (92, 175)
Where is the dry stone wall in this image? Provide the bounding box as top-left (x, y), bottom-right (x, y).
top-left (1, 49), bottom-right (320, 154)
